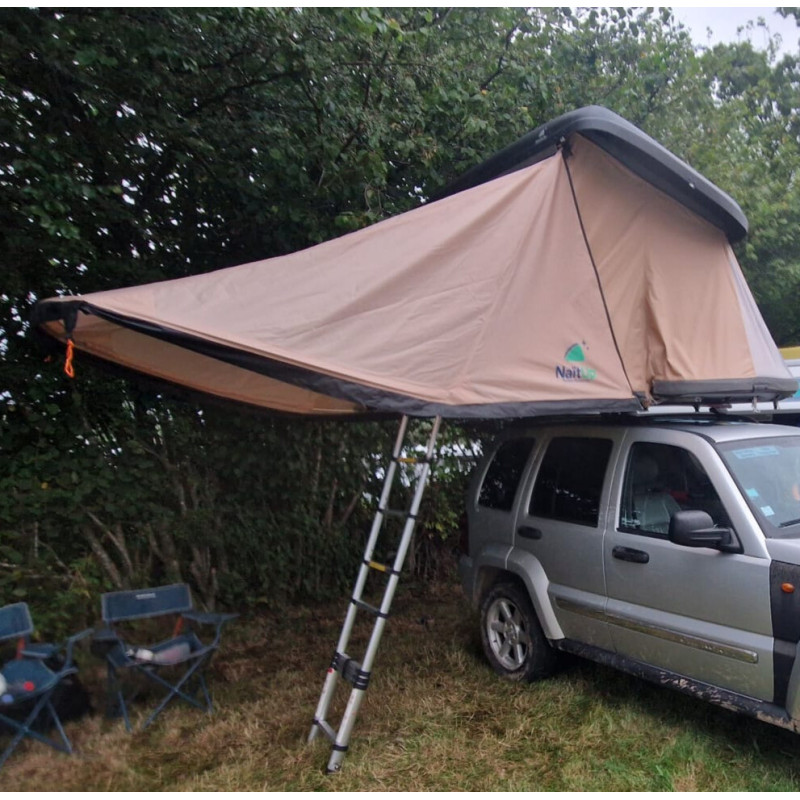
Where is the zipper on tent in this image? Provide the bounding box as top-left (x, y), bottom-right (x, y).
top-left (308, 414), bottom-right (442, 773)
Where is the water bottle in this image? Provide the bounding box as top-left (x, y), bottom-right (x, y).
top-left (125, 647), bottom-right (155, 662)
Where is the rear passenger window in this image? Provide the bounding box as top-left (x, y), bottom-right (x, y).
top-left (478, 438), bottom-right (534, 511)
top-left (530, 437), bottom-right (612, 527)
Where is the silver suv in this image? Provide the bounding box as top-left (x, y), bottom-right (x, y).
top-left (459, 417), bottom-right (800, 733)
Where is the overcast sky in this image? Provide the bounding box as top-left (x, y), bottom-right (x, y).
top-left (670, 6), bottom-right (799, 55)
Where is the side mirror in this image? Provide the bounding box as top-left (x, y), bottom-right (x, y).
top-left (668, 510), bottom-right (741, 554)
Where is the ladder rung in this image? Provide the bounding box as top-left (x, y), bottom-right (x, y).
top-left (352, 598), bottom-right (388, 620)
top-left (364, 559), bottom-right (400, 576)
top-left (396, 456), bottom-right (427, 464)
top-left (314, 718), bottom-right (337, 743)
top-left (378, 507), bottom-right (415, 520)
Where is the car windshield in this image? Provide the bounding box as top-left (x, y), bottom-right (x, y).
top-left (718, 436), bottom-right (800, 537)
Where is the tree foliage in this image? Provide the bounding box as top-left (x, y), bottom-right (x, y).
top-left (1, 8), bottom-right (799, 629)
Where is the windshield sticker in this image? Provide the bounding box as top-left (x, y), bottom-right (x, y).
top-left (746, 488), bottom-right (760, 498)
top-left (761, 505), bottom-right (775, 517)
top-left (733, 446), bottom-right (781, 460)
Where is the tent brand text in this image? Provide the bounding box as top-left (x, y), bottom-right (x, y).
top-left (555, 364), bottom-right (597, 381)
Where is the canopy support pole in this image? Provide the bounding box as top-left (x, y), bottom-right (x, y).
top-left (308, 414), bottom-right (442, 773)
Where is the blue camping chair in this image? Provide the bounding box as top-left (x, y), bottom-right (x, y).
top-left (0, 602), bottom-right (92, 769)
top-left (97, 584), bottom-right (237, 731)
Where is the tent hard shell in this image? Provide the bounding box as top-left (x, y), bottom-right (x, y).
top-left (34, 106), bottom-right (796, 417)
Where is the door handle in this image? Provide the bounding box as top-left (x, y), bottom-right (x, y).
top-left (517, 525), bottom-right (542, 540)
top-left (612, 545), bottom-right (650, 564)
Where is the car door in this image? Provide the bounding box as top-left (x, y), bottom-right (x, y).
top-left (514, 429), bottom-right (621, 651)
top-left (604, 428), bottom-right (774, 701)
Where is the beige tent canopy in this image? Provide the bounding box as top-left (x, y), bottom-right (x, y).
top-left (35, 106), bottom-right (795, 417)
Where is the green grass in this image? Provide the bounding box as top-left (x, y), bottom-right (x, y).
top-left (4, 580), bottom-right (800, 790)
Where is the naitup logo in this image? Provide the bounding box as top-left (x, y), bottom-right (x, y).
top-left (556, 341), bottom-right (597, 381)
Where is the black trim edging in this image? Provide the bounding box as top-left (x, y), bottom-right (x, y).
top-left (33, 300), bottom-right (644, 419)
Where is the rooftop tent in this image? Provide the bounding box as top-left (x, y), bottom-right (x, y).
top-left (34, 106), bottom-right (796, 417)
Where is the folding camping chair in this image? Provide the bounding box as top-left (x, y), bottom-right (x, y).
top-left (0, 602), bottom-right (92, 769)
top-left (97, 584), bottom-right (237, 731)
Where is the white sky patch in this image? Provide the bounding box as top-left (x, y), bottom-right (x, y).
top-left (670, 6), bottom-right (799, 55)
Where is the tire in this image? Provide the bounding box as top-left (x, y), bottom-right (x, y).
top-left (479, 580), bottom-right (557, 682)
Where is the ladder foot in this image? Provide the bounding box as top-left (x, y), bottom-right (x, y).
top-left (327, 747), bottom-right (347, 774)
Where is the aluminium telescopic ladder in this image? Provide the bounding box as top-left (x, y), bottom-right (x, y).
top-left (308, 414), bottom-right (442, 773)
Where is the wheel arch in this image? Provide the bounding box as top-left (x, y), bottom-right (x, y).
top-left (483, 550), bottom-right (564, 642)
top-left (479, 571), bottom-right (559, 681)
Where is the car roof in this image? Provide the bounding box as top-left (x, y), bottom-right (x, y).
top-left (662, 420), bottom-right (800, 443)
top-left (493, 415), bottom-right (800, 445)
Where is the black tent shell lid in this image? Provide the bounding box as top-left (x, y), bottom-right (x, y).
top-left (436, 105), bottom-right (749, 243)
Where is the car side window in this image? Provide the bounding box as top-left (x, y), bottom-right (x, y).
top-left (620, 442), bottom-right (731, 536)
top-left (529, 437), bottom-right (612, 527)
top-left (478, 438), bottom-right (535, 511)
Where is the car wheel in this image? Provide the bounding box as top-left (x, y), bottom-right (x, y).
top-left (480, 580), bottom-right (557, 682)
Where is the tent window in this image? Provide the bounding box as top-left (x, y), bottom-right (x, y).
top-left (478, 438), bottom-right (535, 512)
top-left (530, 437), bottom-right (612, 527)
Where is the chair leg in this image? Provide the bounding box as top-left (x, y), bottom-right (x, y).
top-left (197, 673), bottom-right (212, 714)
top-left (106, 664), bottom-right (131, 732)
top-left (140, 657), bottom-right (212, 730)
top-left (111, 651), bottom-right (220, 731)
top-left (0, 718), bottom-right (29, 771)
top-left (0, 692), bottom-right (71, 770)
top-left (44, 700), bottom-right (72, 754)
top-left (184, 666), bottom-right (212, 712)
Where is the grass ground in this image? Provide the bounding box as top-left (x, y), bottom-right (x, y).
top-left (4, 579), bottom-right (800, 791)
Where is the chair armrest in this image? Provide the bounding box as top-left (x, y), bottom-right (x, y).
top-left (182, 611), bottom-right (238, 627)
top-left (90, 627), bottom-right (122, 659)
top-left (22, 628), bottom-right (92, 664)
top-left (20, 643), bottom-right (59, 660)
top-left (182, 611), bottom-right (237, 647)
top-left (64, 628), bottom-right (94, 665)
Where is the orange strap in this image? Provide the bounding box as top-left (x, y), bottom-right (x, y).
top-left (64, 338), bottom-right (75, 378)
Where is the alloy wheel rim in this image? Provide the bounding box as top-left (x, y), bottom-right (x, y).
top-left (486, 597), bottom-right (529, 670)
